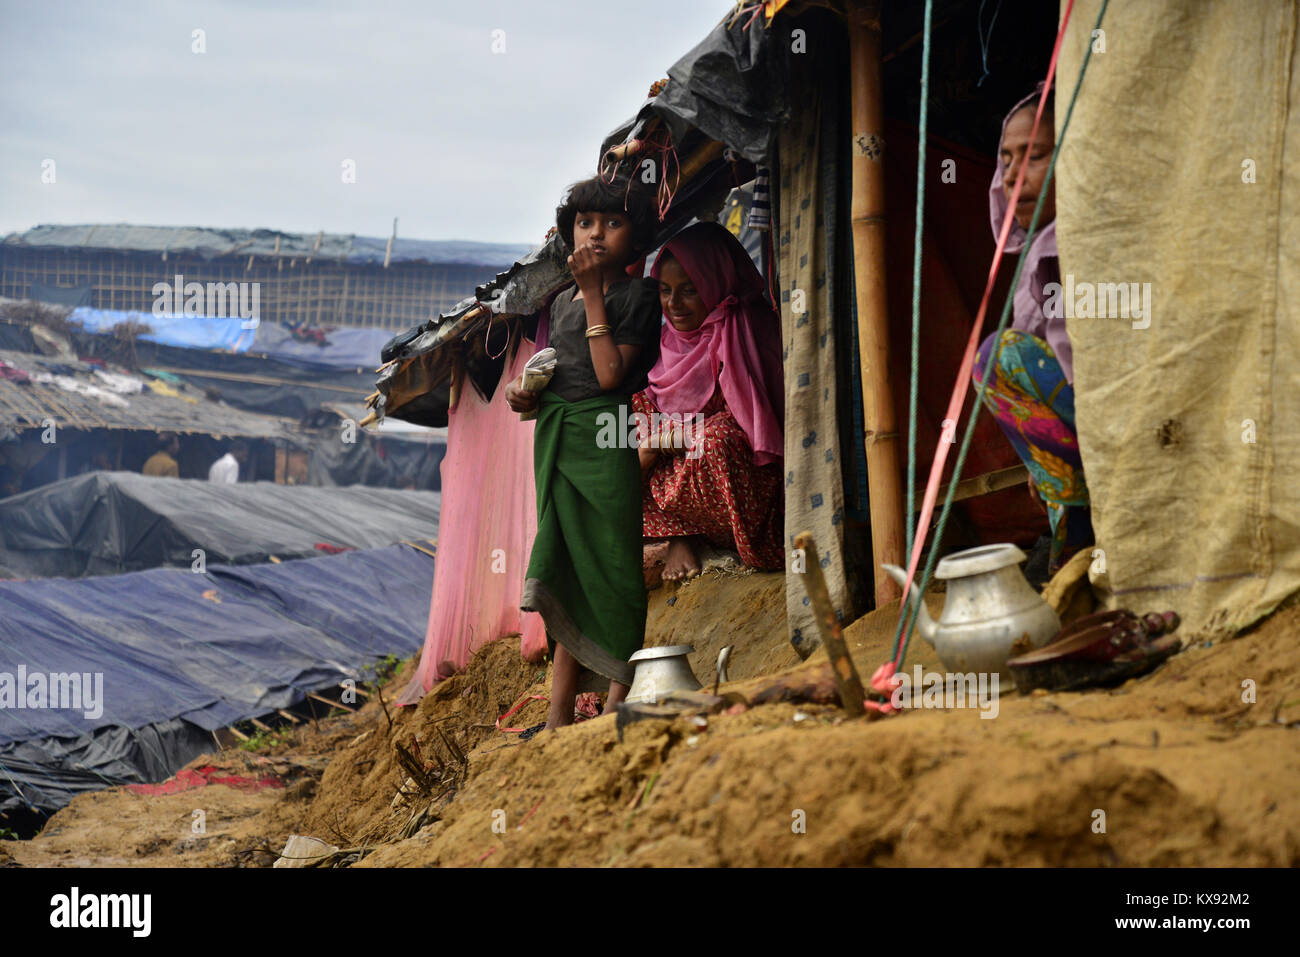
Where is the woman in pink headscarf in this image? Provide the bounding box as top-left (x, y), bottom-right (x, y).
top-left (632, 221), bottom-right (785, 581)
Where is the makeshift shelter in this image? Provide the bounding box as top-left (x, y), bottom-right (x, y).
top-left (0, 225), bottom-right (532, 331)
top-left (1057, 0), bottom-right (1300, 633)
top-left (302, 403), bottom-right (446, 491)
top-left (374, 0), bottom-right (1070, 697)
top-left (1, 298), bottom-right (449, 492)
top-left (0, 471), bottom-right (439, 579)
top-left (0, 542), bottom-right (434, 818)
top-left (0, 337), bottom-right (310, 494)
top-left (0, 345), bottom-right (304, 442)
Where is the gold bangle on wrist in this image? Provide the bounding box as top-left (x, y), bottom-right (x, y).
top-left (584, 324), bottom-right (612, 339)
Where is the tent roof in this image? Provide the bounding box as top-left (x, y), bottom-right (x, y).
top-left (0, 348), bottom-right (306, 440)
top-left (0, 542), bottom-right (434, 815)
top-left (2, 223), bottom-right (534, 269)
top-left (0, 471), bottom-right (440, 579)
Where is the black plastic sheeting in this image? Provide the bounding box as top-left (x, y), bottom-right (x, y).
top-left (28, 282), bottom-right (94, 308)
top-left (305, 431), bottom-right (446, 491)
top-left (645, 11), bottom-right (788, 165)
top-left (126, 337), bottom-right (374, 420)
top-left (0, 472), bottom-right (440, 579)
top-left (0, 542), bottom-right (434, 816)
top-left (0, 320), bottom-right (36, 353)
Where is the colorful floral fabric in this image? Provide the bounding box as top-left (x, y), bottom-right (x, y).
top-left (633, 391), bottom-right (784, 570)
top-left (973, 329), bottom-right (1093, 570)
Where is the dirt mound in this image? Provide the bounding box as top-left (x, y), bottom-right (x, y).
top-left (1, 718), bottom-right (360, 867)
top-left (352, 600), bottom-right (1300, 867)
top-left (8, 573), bottom-right (1299, 867)
top-left (647, 569), bottom-right (794, 686)
top-left (298, 634), bottom-right (545, 846)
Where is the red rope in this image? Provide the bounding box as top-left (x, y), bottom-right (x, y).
top-left (495, 693), bottom-right (549, 734)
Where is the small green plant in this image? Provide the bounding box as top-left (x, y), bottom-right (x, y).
top-left (238, 724), bottom-right (296, 753)
top-left (0, 826), bottom-right (18, 840)
top-left (360, 653), bottom-right (402, 693)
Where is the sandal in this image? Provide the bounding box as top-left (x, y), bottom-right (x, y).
top-left (1008, 609), bottom-right (1182, 694)
top-left (518, 722), bottom-right (547, 741)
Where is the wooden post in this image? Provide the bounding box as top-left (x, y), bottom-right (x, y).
top-left (849, 0), bottom-right (904, 605)
top-left (794, 532), bottom-right (867, 717)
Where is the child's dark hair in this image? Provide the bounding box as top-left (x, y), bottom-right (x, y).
top-left (555, 174), bottom-right (658, 255)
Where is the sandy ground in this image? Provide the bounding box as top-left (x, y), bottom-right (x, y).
top-left (5, 568), bottom-right (1299, 867)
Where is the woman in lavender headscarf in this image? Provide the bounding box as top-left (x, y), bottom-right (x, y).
top-left (973, 87), bottom-right (1092, 573)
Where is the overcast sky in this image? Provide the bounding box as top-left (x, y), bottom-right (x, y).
top-left (0, 0), bottom-right (731, 247)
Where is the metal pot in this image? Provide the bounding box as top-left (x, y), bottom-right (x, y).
top-left (626, 645), bottom-right (702, 704)
top-left (882, 543), bottom-right (1060, 681)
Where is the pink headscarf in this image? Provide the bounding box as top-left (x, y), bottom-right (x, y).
top-left (990, 85), bottom-right (1071, 383)
top-left (645, 222), bottom-right (784, 466)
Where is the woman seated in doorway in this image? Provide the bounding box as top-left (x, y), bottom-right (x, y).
top-left (634, 221), bottom-right (785, 582)
top-left (974, 87), bottom-right (1092, 574)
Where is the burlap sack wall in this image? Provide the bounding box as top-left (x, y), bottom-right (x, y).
top-left (1058, 0), bottom-right (1300, 633)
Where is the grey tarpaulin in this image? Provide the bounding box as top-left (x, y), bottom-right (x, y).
top-left (0, 542), bottom-right (434, 817)
top-left (0, 471), bottom-right (440, 579)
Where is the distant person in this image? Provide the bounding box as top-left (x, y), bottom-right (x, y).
top-left (142, 433), bottom-right (180, 478)
top-left (208, 440), bottom-right (248, 483)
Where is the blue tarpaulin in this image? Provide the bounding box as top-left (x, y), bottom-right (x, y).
top-left (0, 543), bottom-right (434, 815)
top-left (70, 307), bottom-right (257, 352)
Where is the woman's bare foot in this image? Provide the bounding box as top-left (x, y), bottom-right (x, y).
top-left (663, 537), bottom-right (702, 581)
top-left (643, 541), bottom-right (669, 590)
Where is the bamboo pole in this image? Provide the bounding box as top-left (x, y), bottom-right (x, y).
top-left (919, 464), bottom-right (1030, 508)
top-left (447, 355), bottom-right (464, 413)
top-left (848, 0), bottom-right (904, 605)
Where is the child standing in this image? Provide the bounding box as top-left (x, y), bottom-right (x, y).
top-left (506, 175), bottom-right (661, 733)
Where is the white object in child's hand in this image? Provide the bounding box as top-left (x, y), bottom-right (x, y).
top-left (518, 347), bottom-right (557, 420)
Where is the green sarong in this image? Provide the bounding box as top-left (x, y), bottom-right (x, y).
top-left (520, 391), bottom-right (646, 687)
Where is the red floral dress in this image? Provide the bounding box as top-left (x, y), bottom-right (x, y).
top-left (632, 389), bottom-right (784, 570)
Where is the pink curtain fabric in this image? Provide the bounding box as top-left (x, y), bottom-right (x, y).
top-left (397, 345), bottom-right (547, 706)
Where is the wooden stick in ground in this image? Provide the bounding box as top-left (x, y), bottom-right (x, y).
top-left (794, 532), bottom-right (867, 718)
top-left (848, 0), bottom-right (905, 605)
top-left (376, 686), bottom-right (393, 736)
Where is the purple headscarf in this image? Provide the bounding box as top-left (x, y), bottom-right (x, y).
top-left (990, 85), bottom-right (1072, 383)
